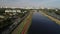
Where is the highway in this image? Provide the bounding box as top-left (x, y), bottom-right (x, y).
top-left (1, 11), bottom-right (60, 34)
top-left (1, 17), bottom-right (21, 34)
top-left (1, 12), bottom-right (29, 34)
top-left (28, 11), bottom-right (60, 34)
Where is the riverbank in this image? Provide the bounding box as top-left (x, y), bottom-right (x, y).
top-left (11, 12), bottom-right (33, 34)
top-left (40, 11), bottom-right (60, 25)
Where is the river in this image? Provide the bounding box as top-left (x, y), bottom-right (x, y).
top-left (27, 11), bottom-right (60, 34)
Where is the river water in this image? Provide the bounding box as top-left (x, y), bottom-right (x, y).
top-left (28, 11), bottom-right (60, 34)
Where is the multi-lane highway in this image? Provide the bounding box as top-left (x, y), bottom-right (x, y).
top-left (28, 11), bottom-right (60, 34)
top-left (1, 10), bottom-right (60, 34)
top-left (1, 12), bottom-right (29, 34)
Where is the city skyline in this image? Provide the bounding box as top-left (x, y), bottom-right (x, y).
top-left (0, 0), bottom-right (60, 8)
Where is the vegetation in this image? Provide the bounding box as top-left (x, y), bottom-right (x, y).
top-left (40, 8), bottom-right (60, 25)
top-left (55, 11), bottom-right (60, 15)
top-left (0, 8), bottom-right (29, 29)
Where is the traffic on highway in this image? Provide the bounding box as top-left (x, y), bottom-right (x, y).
top-left (0, 8), bottom-right (30, 34)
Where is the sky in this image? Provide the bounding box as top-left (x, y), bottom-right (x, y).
top-left (0, 0), bottom-right (60, 8)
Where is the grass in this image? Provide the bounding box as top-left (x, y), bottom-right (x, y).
top-left (11, 12), bottom-right (33, 34)
top-left (40, 11), bottom-right (60, 25)
top-left (21, 14), bottom-right (32, 34)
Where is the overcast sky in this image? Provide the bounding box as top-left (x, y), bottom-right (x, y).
top-left (0, 0), bottom-right (60, 8)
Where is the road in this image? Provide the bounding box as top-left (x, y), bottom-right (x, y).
top-left (1, 17), bottom-right (21, 34)
top-left (1, 13), bottom-right (29, 34)
top-left (27, 11), bottom-right (60, 34)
